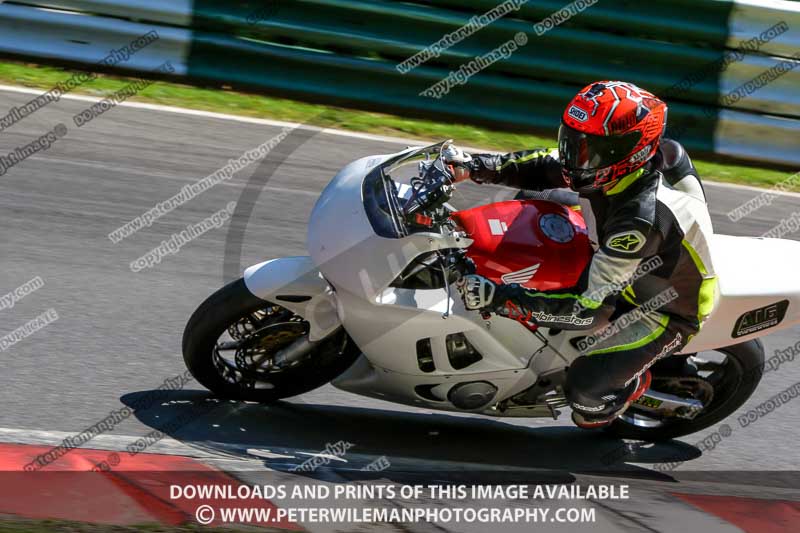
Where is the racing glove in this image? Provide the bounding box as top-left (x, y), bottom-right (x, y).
top-left (458, 275), bottom-right (539, 326)
top-left (459, 274), bottom-right (497, 310)
top-left (441, 144), bottom-right (475, 183)
top-left (459, 274), bottom-right (611, 330)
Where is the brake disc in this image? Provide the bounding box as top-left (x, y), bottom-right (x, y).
top-left (653, 376), bottom-right (715, 406)
top-left (235, 321), bottom-right (307, 375)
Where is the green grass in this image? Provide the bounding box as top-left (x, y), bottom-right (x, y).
top-left (0, 60), bottom-right (795, 191)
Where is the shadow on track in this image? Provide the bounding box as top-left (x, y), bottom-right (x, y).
top-left (121, 389), bottom-right (700, 484)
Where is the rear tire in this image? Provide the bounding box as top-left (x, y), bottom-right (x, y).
top-left (606, 338), bottom-right (764, 441)
top-left (182, 278), bottom-right (360, 403)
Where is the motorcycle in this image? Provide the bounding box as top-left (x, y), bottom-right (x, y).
top-left (183, 140), bottom-right (800, 440)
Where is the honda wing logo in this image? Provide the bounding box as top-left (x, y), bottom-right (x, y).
top-left (501, 263), bottom-right (541, 284)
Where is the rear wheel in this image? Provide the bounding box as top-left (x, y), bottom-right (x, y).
top-left (606, 338), bottom-right (764, 441)
top-left (182, 278), bottom-right (360, 403)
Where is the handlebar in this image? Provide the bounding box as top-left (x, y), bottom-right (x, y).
top-left (401, 157), bottom-right (454, 218)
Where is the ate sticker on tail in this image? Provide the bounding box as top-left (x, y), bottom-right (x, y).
top-left (732, 300), bottom-right (789, 338)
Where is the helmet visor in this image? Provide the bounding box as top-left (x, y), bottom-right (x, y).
top-left (558, 123), bottom-right (642, 170)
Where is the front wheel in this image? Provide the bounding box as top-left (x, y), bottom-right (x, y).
top-left (606, 338), bottom-right (765, 441)
top-left (182, 278), bottom-right (361, 403)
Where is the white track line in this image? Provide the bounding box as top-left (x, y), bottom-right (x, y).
top-left (0, 426), bottom-right (536, 473)
top-left (0, 83), bottom-right (796, 198)
top-left (0, 426), bottom-right (238, 460)
top-left (0, 83), bottom-right (432, 147)
top-left (0, 426), bottom-right (313, 470)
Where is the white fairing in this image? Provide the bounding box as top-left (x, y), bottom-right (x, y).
top-left (243, 256), bottom-right (340, 342)
top-left (302, 146), bottom-right (546, 411)
top-left (684, 234), bottom-right (800, 352)
top-left (241, 142), bottom-right (800, 417)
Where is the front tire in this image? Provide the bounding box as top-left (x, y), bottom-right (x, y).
top-left (182, 278), bottom-right (360, 403)
top-left (606, 338), bottom-right (764, 441)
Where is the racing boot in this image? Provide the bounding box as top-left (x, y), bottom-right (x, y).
top-left (571, 370), bottom-right (652, 429)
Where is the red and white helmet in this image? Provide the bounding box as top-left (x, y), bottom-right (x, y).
top-left (558, 81), bottom-right (668, 194)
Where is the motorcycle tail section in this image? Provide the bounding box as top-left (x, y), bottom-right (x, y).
top-left (685, 235), bottom-right (800, 352)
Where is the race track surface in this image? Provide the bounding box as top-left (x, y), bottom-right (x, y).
top-left (1, 88), bottom-right (799, 532)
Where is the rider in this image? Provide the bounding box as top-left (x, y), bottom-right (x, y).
top-left (444, 81), bottom-right (718, 428)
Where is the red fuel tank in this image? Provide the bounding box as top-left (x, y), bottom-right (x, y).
top-left (451, 200), bottom-right (592, 290)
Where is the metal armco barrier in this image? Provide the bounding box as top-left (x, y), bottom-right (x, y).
top-left (2, 0), bottom-right (799, 165)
